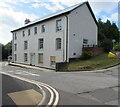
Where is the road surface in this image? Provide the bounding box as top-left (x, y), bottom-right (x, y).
top-left (1, 62), bottom-right (119, 106)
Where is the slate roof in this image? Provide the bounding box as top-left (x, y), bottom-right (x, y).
top-left (11, 1), bottom-right (97, 32)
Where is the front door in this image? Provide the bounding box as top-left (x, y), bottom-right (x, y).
top-left (30, 53), bottom-right (35, 65)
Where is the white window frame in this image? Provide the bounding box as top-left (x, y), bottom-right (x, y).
top-left (41, 24), bottom-right (45, 33)
top-left (24, 53), bottom-right (27, 62)
top-left (23, 31), bottom-right (25, 37)
top-left (28, 29), bottom-right (30, 36)
top-left (14, 33), bottom-right (17, 40)
top-left (56, 19), bottom-right (62, 32)
top-left (83, 39), bottom-right (88, 44)
top-left (38, 39), bottom-right (44, 49)
top-left (34, 27), bottom-right (37, 34)
top-left (24, 41), bottom-right (28, 50)
top-left (56, 38), bottom-right (61, 50)
top-left (50, 56), bottom-right (56, 66)
top-left (14, 44), bottom-right (17, 51)
top-left (38, 53), bottom-right (43, 64)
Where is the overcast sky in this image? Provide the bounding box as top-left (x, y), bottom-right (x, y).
top-left (0, 0), bottom-right (119, 45)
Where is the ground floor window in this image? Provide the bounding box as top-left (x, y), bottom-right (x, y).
top-left (14, 54), bottom-right (17, 61)
top-left (50, 56), bottom-right (56, 66)
top-left (38, 53), bottom-right (43, 64)
top-left (24, 53), bottom-right (27, 62)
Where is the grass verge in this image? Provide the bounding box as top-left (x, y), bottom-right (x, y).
top-left (60, 53), bottom-right (119, 71)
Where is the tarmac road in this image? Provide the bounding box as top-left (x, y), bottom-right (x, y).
top-left (1, 62), bottom-right (120, 106)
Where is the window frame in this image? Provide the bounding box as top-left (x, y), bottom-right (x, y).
top-left (14, 33), bottom-right (17, 40)
top-left (28, 29), bottom-right (30, 36)
top-left (24, 41), bottom-right (28, 50)
top-left (41, 24), bottom-right (45, 33)
top-left (50, 56), bottom-right (56, 66)
top-left (24, 53), bottom-right (28, 62)
top-left (34, 27), bottom-right (37, 34)
top-left (56, 19), bottom-right (62, 32)
top-left (23, 31), bottom-right (25, 37)
top-left (56, 38), bottom-right (61, 50)
top-left (38, 53), bottom-right (43, 64)
top-left (38, 38), bottom-right (44, 50)
top-left (14, 43), bottom-right (17, 51)
top-left (83, 39), bottom-right (88, 44)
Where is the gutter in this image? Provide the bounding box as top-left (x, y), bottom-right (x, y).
top-left (64, 15), bottom-right (69, 62)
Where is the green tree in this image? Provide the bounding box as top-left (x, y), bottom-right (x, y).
top-left (98, 19), bottom-right (119, 52)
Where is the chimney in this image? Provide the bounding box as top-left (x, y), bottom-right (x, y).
top-left (25, 18), bottom-right (31, 24)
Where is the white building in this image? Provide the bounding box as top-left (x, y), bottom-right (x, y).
top-left (11, 1), bottom-right (98, 69)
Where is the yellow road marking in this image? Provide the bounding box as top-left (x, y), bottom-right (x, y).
top-left (1, 72), bottom-right (59, 106)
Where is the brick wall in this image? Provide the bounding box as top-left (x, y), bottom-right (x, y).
top-left (82, 47), bottom-right (104, 56)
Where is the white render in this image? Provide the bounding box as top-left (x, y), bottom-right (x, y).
top-left (11, 2), bottom-right (98, 69)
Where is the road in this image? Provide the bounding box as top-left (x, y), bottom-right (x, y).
top-left (1, 62), bottom-right (119, 106)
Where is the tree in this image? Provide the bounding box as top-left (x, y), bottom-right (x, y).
top-left (1, 41), bottom-right (12, 60)
top-left (98, 19), bottom-right (119, 52)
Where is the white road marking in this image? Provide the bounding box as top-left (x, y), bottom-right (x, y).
top-left (22, 71), bottom-right (40, 76)
top-left (7, 70), bottom-right (40, 76)
top-left (0, 72), bottom-right (59, 106)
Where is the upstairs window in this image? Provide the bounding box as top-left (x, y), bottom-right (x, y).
top-left (24, 41), bottom-right (28, 50)
top-left (56, 38), bottom-right (61, 50)
top-left (23, 31), bottom-right (25, 37)
top-left (14, 33), bottom-right (17, 40)
top-left (28, 29), bottom-right (30, 36)
top-left (38, 53), bottom-right (43, 64)
top-left (41, 25), bottom-right (45, 33)
top-left (24, 53), bottom-right (27, 62)
top-left (38, 39), bottom-right (44, 49)
top-left (56, 19), bottom-right (62, 31)
top-left (83, 39), bottom-right (88, 44)
top-left (34, 27), bottom-right (37, 34)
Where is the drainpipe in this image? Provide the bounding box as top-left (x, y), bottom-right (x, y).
top-left (64, 14), bottom-right (68, 62)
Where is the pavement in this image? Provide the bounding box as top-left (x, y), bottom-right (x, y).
top-left (9, 62), bottom-right (55, 72)
top-left (1, 62), bottom-right (120, 106)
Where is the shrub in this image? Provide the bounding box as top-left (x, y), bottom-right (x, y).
top-left (80, 52), bottom-right (93, 60)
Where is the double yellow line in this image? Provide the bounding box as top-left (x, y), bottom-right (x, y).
top-left (1, 72), bottom-right (59, 106)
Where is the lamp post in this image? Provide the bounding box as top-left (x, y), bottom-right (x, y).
top-left (112, 39), bottom-right (116, 51)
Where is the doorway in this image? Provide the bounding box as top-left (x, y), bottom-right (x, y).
top-left (30, 53), bottom-right (35, 66)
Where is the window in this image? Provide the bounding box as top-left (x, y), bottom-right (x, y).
top-left (50, 56), bottom-right (56, 66)
top-left (24, 41), bottom-right (28, 50)
top-left (14, 44), bottom-right (17, 51)
top-left (23, 31), bottom-right (25, 37)
top-left (56, 19), bottom-right (62, 31)
top-left (83, 39), bottom-right (88, 44)
top-left (38, 39), bottom-right (44, 49)
top-left (34, 27), bottom-right (37, 34)
top-left (38, 53), bottom-right (43, 63)
top-left (56, 38), bottom-right (61, 50)
top-left (24, 53), bottom-right (27, 62)
top-left (14, 54), bottom-right (17, 61)
top-left (41, 25), bottom-right (45, 33)
top-left (14, 33), bottom-right (17, 40)
top-left (28, 29), bottom-right (30, 36)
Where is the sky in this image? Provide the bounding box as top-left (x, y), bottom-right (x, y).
top-left (0, 0), bottom-right (119, 45)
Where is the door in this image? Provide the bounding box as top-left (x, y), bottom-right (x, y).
top-left (30, 53), bottom-right (35, 65)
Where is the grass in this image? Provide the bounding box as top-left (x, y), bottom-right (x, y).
top-left (60, 53), bottom-right (119, 71)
